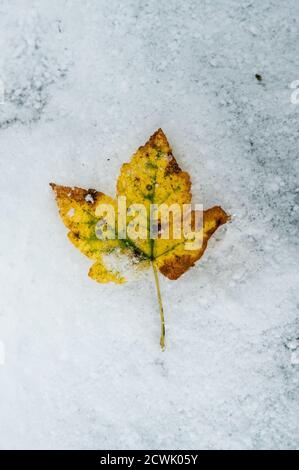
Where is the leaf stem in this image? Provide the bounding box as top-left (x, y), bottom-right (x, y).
top-left (152, 262), bottom-right (166, 350)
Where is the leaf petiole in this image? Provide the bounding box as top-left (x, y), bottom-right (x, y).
top-left (152, 262), bottom-right (166, 350)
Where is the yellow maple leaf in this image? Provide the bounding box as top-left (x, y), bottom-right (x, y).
top-left (51, 129), bottom-right (229, 349)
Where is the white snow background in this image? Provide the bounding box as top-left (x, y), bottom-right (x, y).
top-left (0, 0), bottom-right (298, 450)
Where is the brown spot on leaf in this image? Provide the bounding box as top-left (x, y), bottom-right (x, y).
top-left (164, 158), bottom-right (181, 176)
top-left (157, 206), bottom-right (229, 280)
top-left (159, 254), bottom-right (196, 280)
top-left (50, 183), bottom-right (102, 205)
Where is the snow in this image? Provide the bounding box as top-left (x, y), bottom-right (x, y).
top-left (0, 0), bottom-right (298, 450)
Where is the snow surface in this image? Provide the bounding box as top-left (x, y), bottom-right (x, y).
top-left (0, 0), bottom-right (298, 450)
